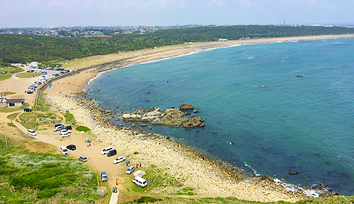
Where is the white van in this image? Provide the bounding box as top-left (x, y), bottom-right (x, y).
top-left (60, 146), bottom-right (69, 156)
top-left (133, 177), bottom-right (147, 188)
top-left (101, 146), bottom-right (113, 155)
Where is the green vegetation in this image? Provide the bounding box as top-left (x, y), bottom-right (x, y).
top-left (0, 66), bottom-right (23, 81)
top-left (16, 72), bottom-right (41, 78)
top-left (76, 126), bottom-right (91, 131)
top-left (1, 25), bottom-right (354, 64)
top-left (2, 91), bottom-right (16, 96)
top-left (64, 112), bottom-right (75, 124)
top-left (33, 93), bottom-right (50, 112)
top-left (0, 141), bottom-right (99, 203)
top-left (121, 196), bottom-right (354, 204)
top-left (0, 107), bottom-right (22, 113)
top-left (7, 112), bottom-right (19, 120)
top-left (7, 123), bottom-right (16, 127)
top-left (19, 112), bottom-right (59, 129)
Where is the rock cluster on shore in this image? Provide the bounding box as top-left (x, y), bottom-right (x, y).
top-left (45, 95), bottom-right (311, 203)
top-left (123, 104), bottom-right (205, 128)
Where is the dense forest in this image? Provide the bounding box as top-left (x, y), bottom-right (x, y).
top-left (1, 25), bottom-right (354, 64)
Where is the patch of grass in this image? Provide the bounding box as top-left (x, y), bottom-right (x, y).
top-left (64, 112), bottom-right (75, 123)
top-left (76, 126), bottom-right (91, 131)
top-left (0, 66), bottom-right (23, 81)
top-left (21, 103), bottom-right (30, 108)
top-left (0, 108), bottom-right (22, 113)
top-left (16, 72), bottom-right (41, 78)
top-left (0, 139), bottom-right (99, 203)
top-left (19, 112), bottom-right (38, 130)
top-left (33, 93), bottom-right (50, 112)
top-left (134, 152), bottom-right (139, 154)
top-left (7, 123), bottom-right (16, 127)
top-left (7, 113), bottom-right (19, 120)
top-left (3, 91), bottom-right (16, 96)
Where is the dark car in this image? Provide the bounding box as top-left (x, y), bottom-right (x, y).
top-left (107, 149), bottom-right (117, 157)
top-left (64, 125), bottom-right (72, 130)
top-left (66, 144), bottom-right (76, 150)
top-left (24, 108), bottom-right (32, 112)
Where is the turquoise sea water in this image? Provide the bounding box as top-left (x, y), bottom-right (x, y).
top-left (87, 38), bottom-right (354, 195)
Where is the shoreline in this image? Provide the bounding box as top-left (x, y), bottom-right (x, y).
top-left (42, 34), bottom-right (352, 202)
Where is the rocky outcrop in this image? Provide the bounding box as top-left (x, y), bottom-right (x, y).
top-left (180, 103), bottom-right (194, 110)
top-left (289, 171), bottom-right (299, 175)
top-left (123, 106), bottom-right (205, 128)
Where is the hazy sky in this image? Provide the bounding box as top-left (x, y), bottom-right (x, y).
top-left (1, 0), bottom-right (353, 28)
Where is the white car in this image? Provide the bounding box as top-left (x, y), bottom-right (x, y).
top-left (133, 177), bottom-right (147, 188)
top-left (101, 146), bottom-right (113, 155)
top-left (60, 146), bottom-right (69, 156)
top-left (113, 156), bottom-right (126, 164)
top-left (61, 132), bottom-right (70, 137)
top-left (27, 129), bottom-right (37, 136)
top-left (60, 129), bottom-right (71, 134)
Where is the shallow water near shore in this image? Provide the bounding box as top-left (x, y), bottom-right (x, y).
top-left (87, 38), bottom-right (354, 195)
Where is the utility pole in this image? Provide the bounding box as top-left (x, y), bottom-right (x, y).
top-left (4, 128), bottom-right (8, 149)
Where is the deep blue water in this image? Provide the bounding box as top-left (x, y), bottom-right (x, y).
top-left (87, 38), bottom-right (354, 195)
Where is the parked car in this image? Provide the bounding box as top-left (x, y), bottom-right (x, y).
top-left (53, 124), bottom-right (64, 132)
top-left (61, 132), bottom-right (70, 138)
top-left (27, 129), bottom-right (37, 136)
top-left (64, 125), bottom-right (72, 130)
top-left (60, 129), bottom-right (71, 134)
top-left (133, 177), bottom-right (147, 188)
top-left (126, 166), bottom-right (135, 175)
top-left (60, 146), bottom-right (68, 156)
top-left (79, 156), bottom-right (87, 162)
top-left (32, 83), bottom-right (39, 88)
top-left (101, 171), bottom-right (108, 182)
top-left (66, 144), bottom-right (76, 150)
top-left (107, 149), bottom-right (117, 157)
top-left (26, 89), bottom-right (34, 94)
top-left (101, 146), bottom-right (113, 155)
top-left (24, 108), bottom-right (32, 112)
top-left (113, 156), bottom-right (126, 164)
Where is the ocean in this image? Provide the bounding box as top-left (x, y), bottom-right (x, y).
top-left (86, 38), bottom-right (354, 195)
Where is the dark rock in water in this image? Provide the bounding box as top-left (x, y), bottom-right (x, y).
top-left (289, 172), bottom-right (299, 175)
top-left (140, 124), bottom-right (148, 127)
top-left (193, 110), bottom-right (199, 113)
top-left (166, 136), bottom-right (170, 139)
top-left (302, 186), bottom-right (311, 190)
top-left (180, 103), bottom-right (194, 110)
top-left (131, 123), bottom-right (136, 127)
top-left (312, 183), bottom-right (326, 190)
top-left (296, 75), bottom-right (303, 77)
top-left (185, 112), bottom-right (191, 115)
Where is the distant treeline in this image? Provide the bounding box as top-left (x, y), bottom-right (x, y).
top-left (1, 25), bottom-right (354, 64)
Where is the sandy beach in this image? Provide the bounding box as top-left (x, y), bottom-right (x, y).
top-left (5, 34), bottom-right (352, 203)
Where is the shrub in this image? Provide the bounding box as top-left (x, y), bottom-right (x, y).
top-left (7, 123), bottom-right (16, 127)
top-left (64, 112), bottom-right (74, 123)
top-left (37, 188), bottom-right (59, 199)
top-left (76, 126), bottom-right (91, 131)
